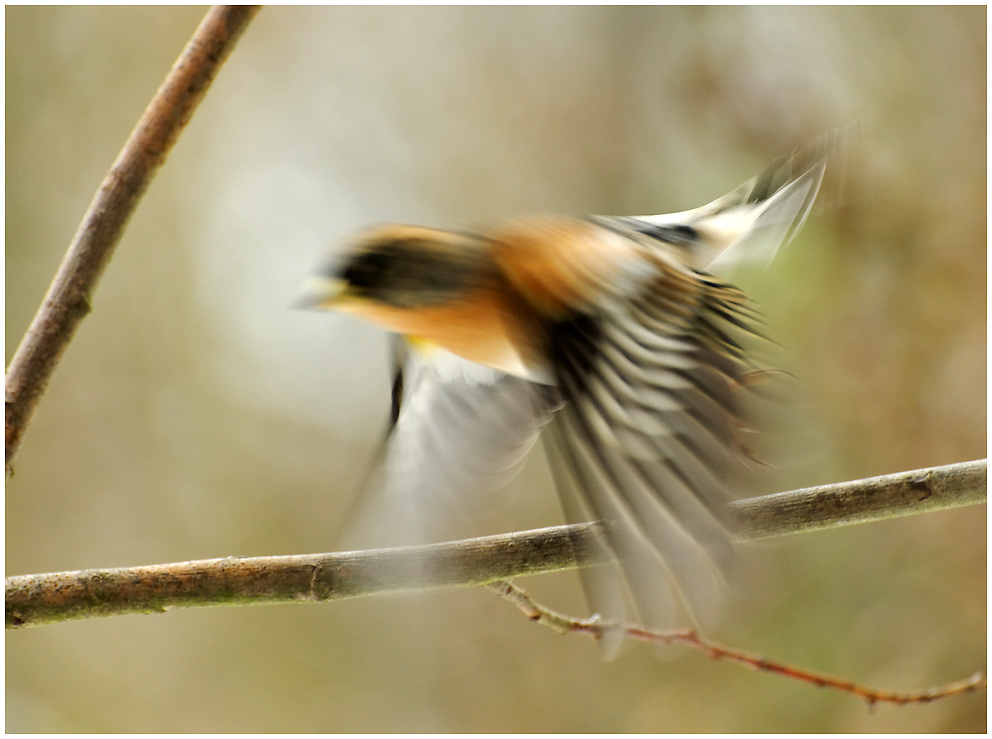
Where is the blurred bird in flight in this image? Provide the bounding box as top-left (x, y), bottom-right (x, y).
top-left (299, 140), bottom-right (833, 657)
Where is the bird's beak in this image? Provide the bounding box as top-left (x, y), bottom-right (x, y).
top-left (293, 275), bottom-right (351, 310)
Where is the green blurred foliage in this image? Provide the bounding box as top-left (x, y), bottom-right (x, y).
top-left (6, 6), bottom-right (985, 732)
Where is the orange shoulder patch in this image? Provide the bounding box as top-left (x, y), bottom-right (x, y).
top-left (488, 215), bottom-right (649, 319)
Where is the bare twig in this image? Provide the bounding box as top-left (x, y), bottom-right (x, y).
top-left (5, 459), bottom-right (985, 629)
top-left (487, 580), bottom-right (986, 708)
top-left (4, 5), bottom-right (261, 470)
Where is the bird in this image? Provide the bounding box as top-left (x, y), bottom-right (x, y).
top-left (298, 142), bottom-right (830, 657)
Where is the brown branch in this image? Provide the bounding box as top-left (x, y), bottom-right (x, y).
top-left (727, 457), bottom-right (987, 539)
top-left (4, 5), bottom-right (261, 470)
top-left (487, 580), bottom-right (987, 708)
top-left (6, 525), bottom-right (602, 629)
top-left (5, 459), bottom-right (985, 629)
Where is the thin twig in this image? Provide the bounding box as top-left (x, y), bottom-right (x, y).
top-left (5, 459), bottom-right (985, 629)
top-left (4, 5), bottom-right (261, 470)
top-left (487, 580), bottom-right (986, 708)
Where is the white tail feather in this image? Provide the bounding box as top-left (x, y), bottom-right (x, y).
top-left (704, 159), bottom-right (825, 277)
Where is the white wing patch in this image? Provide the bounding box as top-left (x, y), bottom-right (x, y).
top-left (344, 343), bottom-right (557, 551)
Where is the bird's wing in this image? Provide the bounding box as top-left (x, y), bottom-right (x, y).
top-left (542, 143), bottom-right (833, 655)
top-left (333, 338), bottom-right (559, 678)
top-left (543, 260), bottom-right (764, 656)
top-left (342, 337), bottom-right (558, 551)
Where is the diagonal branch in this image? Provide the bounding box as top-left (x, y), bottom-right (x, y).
top-left (5, 459), bottom-right (984, 629)
top-left (4, 5), bottom-right (261, 470)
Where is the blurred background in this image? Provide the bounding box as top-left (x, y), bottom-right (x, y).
top-left (5, 6), bottom-right (985, 732)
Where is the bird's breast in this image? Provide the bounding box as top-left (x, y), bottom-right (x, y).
top-left (337, 279), bottom-right (552, 384)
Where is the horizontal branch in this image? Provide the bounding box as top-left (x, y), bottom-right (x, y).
top-left (727, 457), bottom-right (987, 539)
top-left (7, 525), bottom-right (601, 629)
top-left (6, 459), bottom-right (985, 629)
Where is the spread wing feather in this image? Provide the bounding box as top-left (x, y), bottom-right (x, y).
top-left (545, 267), bottom-right (760, 652)
top-left (542, 146), bottom-right (829, 654)
top-left (344, 339), bottom-right (557, 550)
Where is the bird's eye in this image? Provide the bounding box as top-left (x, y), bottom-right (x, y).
top-left (341, 250), bottom-right (392, 289)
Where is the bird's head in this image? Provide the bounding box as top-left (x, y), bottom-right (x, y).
top-left (297, 224), bottom-right (491, 312)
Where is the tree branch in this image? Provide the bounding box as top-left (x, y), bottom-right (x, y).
top-left (4, 5), bottom-right (261, 470)
top-left (6, 524), bottom-right (599, 629)
top-left (727, 457), bottom-right (987, 538)
top-left (6, 459), bottom-right (984, 629)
